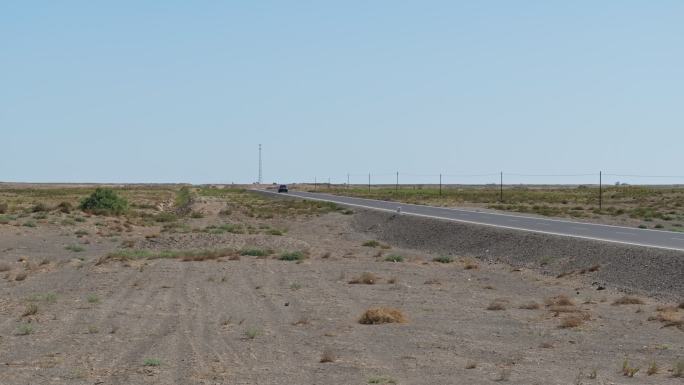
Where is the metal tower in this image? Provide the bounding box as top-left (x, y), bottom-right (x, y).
top-left (258, 144), bottom-right (262, 184)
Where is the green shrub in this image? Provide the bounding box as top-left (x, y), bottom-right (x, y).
top-left (279, 251), bottom-right (304, 261)
top-left (384, 255), bottom-right (404, 262)
top-left (80, 188), bottom-right (128, 215)
top-left (143, 358), bottom-right (161, 367)
top-left (240, 248), bottom-right (269, 257)
top-left (363, 240), bottom-right (380, 247)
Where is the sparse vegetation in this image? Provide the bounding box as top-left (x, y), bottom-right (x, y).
top-left (65, 244), bottom-right (85, 252)
top-left (279, 251), bottom-right (305, 261)
top-left (143, 358), bottom-right (161, 367)
top-left (359, 307), bottom-right (406, 324)
top-left (433, 256), bottom-right (453, 263)
top-left (612, 296), bottom-right (644, 305)
top-left (245, 327), bottom-right (259, 339)
top-left (87, 294), bottom-right (100, 304)
top-left (240, 248), bottom-right (270, 257)
top-left (368, 376), bottom-right (396, 384)
top-left (621, 359), bottom-right (639, 377)
top-left (319, 349), bottom-right (336, 363)
top-left (363, 240), bottom-right (381, 247)
top-left (17, 323), bottom-right (34, 335)
top-left (486, 300), bottom-right (507, 311)
top-left (22, 303), bottom-right (38, 317)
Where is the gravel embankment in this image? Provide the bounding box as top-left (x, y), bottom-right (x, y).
top-left (352, 209), bottom-right (684, 299)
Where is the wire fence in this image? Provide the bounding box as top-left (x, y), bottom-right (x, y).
top-left (301, 171), bottom-right (684, 188)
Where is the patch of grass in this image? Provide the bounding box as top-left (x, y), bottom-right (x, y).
top-left (74, 230), bottom-right (89, 236)
top-left (102, 248), bottom-right (235, 263)
top-left (433, 256), bottom-right (453, 263)
top-left (463, 259), bottom-right (479, 270)
top-left (384, 255), bottom-right (404, 262)
top-left (280, 251), bottom-right (305, 261)
top-left (266, 228), bottom-right (284, 236)
top-left (674, 360), bottom-right (684, 378)
top-left (153, 212), bottom-right (178, 223)
top-left (612, 296), bottom-right (644, 305)
top-left (647, 361), bottom-right (658, 375)
top-left (27, 293), bottom-right (57, 303)
top-left (349, 272), bottom-right (379, 285)
top-left (359, 307), bottom-right (407, 324)
top-left (23, 221), bottom-right (36, 228)
top-left (57, 201), bottom-right (72, 213)
top-left (245, 327), bottom-right (259, 339)
top-left (17, 323), bottom-right (34, 335)
top-left (190, 211), bottom-right (204, 218)
top-left (290, 282), bottom-right (302, 290)
top-left (240, 248), bottom-right (271, 257)
top-left (363, 240), bottom-right (381, 247)
top-left (86, 294), bottom-right (100, 304)
top-left (143, 358), bottom-right (161, 367)
top-left (621, 359), bottom-right (639, 377)
top-left (65, 244), bottom-right (85, 252)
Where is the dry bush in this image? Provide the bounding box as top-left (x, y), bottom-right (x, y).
top-left (359, 307), bottom-right (407, 325)
top-left (539, 342), bottom-right (553, 348)
top-left (518, 301), bottom-right (540, 310)
top-left (228, 255), bottom-right (240, 261)
top-left (679, 302), bottom-right (684, 310)
top-left (465, 361), bottom-right (477, 369)
top-left (545, 294), bottom-right (575, 307)
top-left (463, 259), bottom-right (479, 270)
top-left (22, 303), bottom-right (38, 317)
top-left (15, 272), bottom-right (27, 281)
top-left (387, 277), bottom-right (397, 284)
top-left (0, 262), bottom-right (11, 272)
top-left (549, 305), bottom-right (584, 315)
top-left (424, 279), bottom-right (441, 285)
top-left (486, 300), bottom-right (507, 311)
top-left (612, 296), bottom-right (644, 305)
top-left (348, 272), bottom-right (379, 285)
top-left (559, 315), bottom-right (586, 328)
top-left (319, 349), bottom-right (336, 363)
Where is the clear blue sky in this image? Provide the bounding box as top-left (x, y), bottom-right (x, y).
top-left (2, 1), bottom-right (682, 185)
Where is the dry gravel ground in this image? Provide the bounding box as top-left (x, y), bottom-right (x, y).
top-left (0, 190), bottom-right (683, 385)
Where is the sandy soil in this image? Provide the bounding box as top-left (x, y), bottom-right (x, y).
top-left (1, 191), bottom-right (683, 385)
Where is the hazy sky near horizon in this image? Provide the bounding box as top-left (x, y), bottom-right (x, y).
top-left (2, 1), bottom-right (683, 185)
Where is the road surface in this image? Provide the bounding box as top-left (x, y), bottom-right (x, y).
top-left (258, 190), bottom-right (684, 252)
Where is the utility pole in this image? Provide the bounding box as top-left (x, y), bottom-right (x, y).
top-left (328, 177), bottom-right (330, 189)
top-left (368, 173), bottom-right (371, 193)
top-left (347, 173), bottom-right (350, 189)
top-left (396, 171), bottom-right (399, 192)
top-left (599, 171), bottom-right (602, 211)
top-left (314, 176), bottom-right (317, 191)
top-left (258, 144), bottom-right (262, 184)
top-left (500, 171), bottom-right (503, 202)
top-left (439, 173), bottom-right (442, 196)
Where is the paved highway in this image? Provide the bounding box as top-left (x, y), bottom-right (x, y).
top-left (259, 190), bottom-right (684, 252)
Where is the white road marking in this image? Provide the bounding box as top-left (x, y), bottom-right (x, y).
top-left (256, 190), bottom-right (684, 252)
top-left (293, 190), bottom-right (684, 235)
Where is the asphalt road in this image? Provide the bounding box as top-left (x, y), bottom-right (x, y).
top-left (259, 190), bottom-right (684, 252)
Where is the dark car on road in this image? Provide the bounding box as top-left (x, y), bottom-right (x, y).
top-left (278, 184), bottom-right (288, 193)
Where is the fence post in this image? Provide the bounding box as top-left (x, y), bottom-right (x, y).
top-left (599, 171), bottom-right (602, 211)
